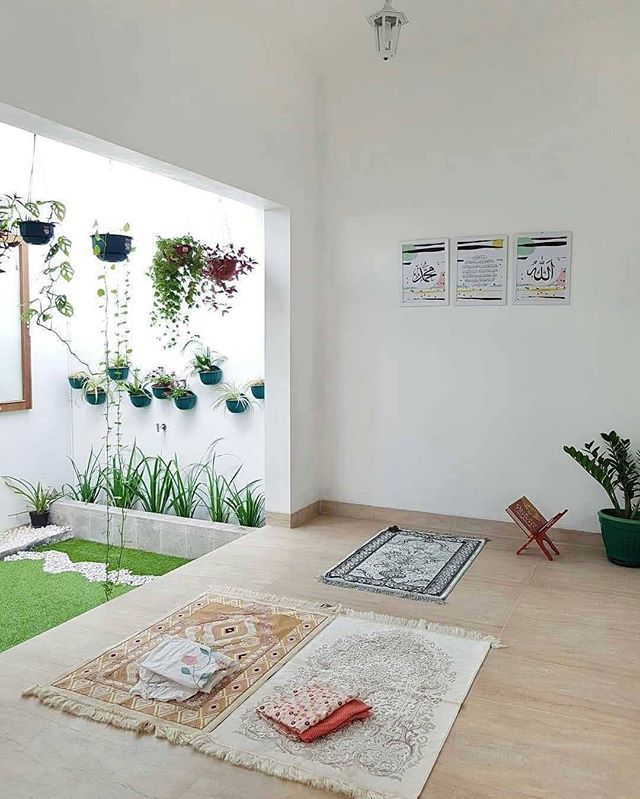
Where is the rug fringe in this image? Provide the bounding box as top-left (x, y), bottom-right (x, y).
top-left (334, 606), bottom-right (504, 648)
top-left (207, 584), bottom-right (503, 648)
top-left (22, 684), bottom-right (195, 743)
top-left (207, 583), bottom-right (340, 614)
top-left (189, 735), bottom-right (404, 799)
top-left (318, 575), bottom-right (446, 604)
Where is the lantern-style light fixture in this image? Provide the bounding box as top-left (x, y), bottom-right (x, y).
top-left (367, 0), bottom-right (409, 61)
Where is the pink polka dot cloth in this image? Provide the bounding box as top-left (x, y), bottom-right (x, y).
top-left (257, 682), bottom-right (370, 741)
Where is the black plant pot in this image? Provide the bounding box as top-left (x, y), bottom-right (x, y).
top-left (19, 221), bottom-right (55, 245)
top-left (130, 391), bottom-right (152, 408)
top-left (91, 233), bottom-right (133, 263)
top-left (29, 510), bottom-right (50, 528)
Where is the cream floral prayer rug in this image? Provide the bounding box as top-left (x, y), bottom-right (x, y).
top-left (321, 526), bottom-right (485, 602)
top-left (24, 587), bottom-right (500, 799)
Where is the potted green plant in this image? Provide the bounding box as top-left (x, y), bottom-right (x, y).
top-left (106, 353), bottom-right (130, 381)
top-left (185, 342), bottom-right (226, 385)
top-left (146, 366), bottom-right (176, 399)
top-left (564, 430), bottom-right (640, 566)
top-left (3, 476), bottom-right (63, 528)
top-left (170, 380), bottom-right (197, 410)
top-left (68, 371), bottom-right (89, 390)
top-left (249, 378), bottom-right (265, 400)
top-left (124, 370), bottom-right (152, 408)
top-left (83, 375), bottom-right (108, 406)
top-left (0, 194), bottom-right (65, 247)
top-left (91, 222), bottom-right (133, 263)
top-left (149, 235), bottom-right (257, 346)
top-left (149, 235), bottom-right (206, 346)
top-left (212, 382), bottom-right (253, 414)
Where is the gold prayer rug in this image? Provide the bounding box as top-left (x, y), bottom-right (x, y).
top-left (24, 587), bottom-right (332, 742)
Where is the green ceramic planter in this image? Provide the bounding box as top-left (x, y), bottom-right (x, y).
top-left (199, 367), bottom-right (223, 385)
top-left (152, 385), bottom-right (172, 399)
top-left (84, 389), bottom-right (106, 406)
top-left (226, 397), bottom-right (248, 414)
top-left (174, 392), bottom-right (197, 410)
top-left (130, 391), bottom-right (152, 408)
top-left (107, 365), bottom-right (130, 381)
top-left (68, 375), bottom-right (88, 390)
top-left (598, 510), bottom-right (640, 567)
top-left (250, 383), bottom-right (265, 400)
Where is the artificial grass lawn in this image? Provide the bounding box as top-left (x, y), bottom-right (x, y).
top-left (36, 538), bottom-right (190, 576)
top-left (0, 539), bottom-right (190, 653)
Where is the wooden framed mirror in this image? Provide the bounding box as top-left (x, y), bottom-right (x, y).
top-left (0, 237), bottom-right (32, 412)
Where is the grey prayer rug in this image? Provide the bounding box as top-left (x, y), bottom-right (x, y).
top-left (320, 526), bottom-right (485, 603)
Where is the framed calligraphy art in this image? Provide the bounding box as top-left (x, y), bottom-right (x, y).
top-left (453, 235), bottom-right (508, 305)
top-left (400, 238), bottom-right (449, 306)
top-left (512, 231), bottom-right (572, 305)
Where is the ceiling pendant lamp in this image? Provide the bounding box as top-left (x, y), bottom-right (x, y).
top-left (367, 0), bottom-right (409, 61)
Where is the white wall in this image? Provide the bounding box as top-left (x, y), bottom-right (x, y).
top-left (320, 1), bottom-right (640, 532)
top-left (0, 0), bottom-right (322, 515)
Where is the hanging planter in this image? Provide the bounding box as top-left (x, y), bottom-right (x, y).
top-left (226, 397), bottom-right (249, 413)
top-left (146, 367), bottom-right (176, 399)
top-left (124, 370), bottom-right (152, 407)
top-left (172, 390), bottom-right (197, 410)
top-left (129, 390), bottom-right (152, 408)
top-left (106, 361), bottom-right (130, 381)
top-left (92, 232), bottom-right (133, 263)
top-left (184, 343), bottom-right (227, 385)
top-left (19, 220), bottom-right (55, 245)
top-left (199, 367), bottom-right (223, 385)
top-left (250, 379), bottom-right (265, 400)
top-left (149, 236), bottom-right (256, 346)
top-left (68, 372), bottom-right (89, 390)
top-left (213, 383), bottom-right (253, 414)
top-left (84, 388), bottom-right (107, 406)
top-left (83, 376), bottom-right (108, 405)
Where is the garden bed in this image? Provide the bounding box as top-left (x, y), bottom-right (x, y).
top-left (51, 500), bottom-right (251, 559)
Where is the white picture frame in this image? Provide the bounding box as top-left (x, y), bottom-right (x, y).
top-left (512, 231), bottom-right (572, 305)
top-left (400, 238), bottom-right (449, 306)
top-left (453, 235), bottom-right (508, 306)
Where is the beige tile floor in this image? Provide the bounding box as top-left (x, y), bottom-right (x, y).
top-left (1, 515), bottom-right (638, 798)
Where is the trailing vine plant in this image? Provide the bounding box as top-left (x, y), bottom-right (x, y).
top-left (0, 193), bottom-right (91, 369)
top-left (149, 235), bottom-right (257, 347)
top-left (94, 228), bottom-right (133, 600)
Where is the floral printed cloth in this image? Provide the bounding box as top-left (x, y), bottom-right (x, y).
top-left (257, 682), bottom-right (371, 742)
top-left (131, 635), bottom-right (234, 701)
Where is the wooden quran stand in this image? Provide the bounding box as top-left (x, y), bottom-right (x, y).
top-left (505, 497), bottom-right (567, 561)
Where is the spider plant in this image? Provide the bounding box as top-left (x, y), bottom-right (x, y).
top-left (225, 479), bottom-right (266, 527)
top-left (83, 374), bottom-right (109, 405)
top-left (212, 382), bottom-right (254, 413)
top-left (104, 447), bottom-right (142, 509)
top-left (168, 456), bottom-right (206, 518)
top-left (136, 453), bottom-right (174, 514)
top-left (64, 447), bottom-right (104, 503)
top-left (3, 477), bottom-right (63, 513)
top-left (200, 454), bottom-right (240, 523)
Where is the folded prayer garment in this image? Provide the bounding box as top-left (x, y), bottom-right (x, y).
top-left (257, 682), bottom-right (371, 742)
top-left (130, 635), bottom-right (234, 701)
